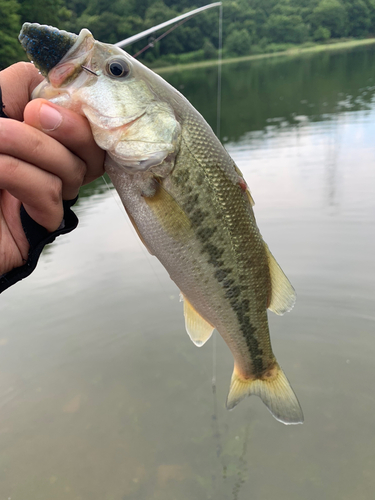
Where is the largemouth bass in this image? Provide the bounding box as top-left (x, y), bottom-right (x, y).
top-left (19, 23), bottom-right (303, 424)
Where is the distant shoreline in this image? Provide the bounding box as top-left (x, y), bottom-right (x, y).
top-left (154, 38), bottom-right (375, 74)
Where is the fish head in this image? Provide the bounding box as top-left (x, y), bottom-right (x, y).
top-left (19, 23), bottom-right (181, 173)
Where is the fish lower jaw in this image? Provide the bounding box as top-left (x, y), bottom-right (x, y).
top-left (106, 150), bottom-right (168, 173)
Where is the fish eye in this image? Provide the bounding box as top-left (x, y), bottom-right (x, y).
top-left (106, 59), bottom-right (130, 78)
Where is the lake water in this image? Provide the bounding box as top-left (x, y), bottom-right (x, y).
top-left (0, 45), bottom-right (374, 499)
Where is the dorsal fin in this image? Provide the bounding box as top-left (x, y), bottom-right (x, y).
top-left (245, 188), bottom-right (255, 207)
top-left (182, 294), bottom-right (214, 347)
top-left (233, 164), bottom-right (255, 206)
top-left (264, 244), bottom-right (296, 315)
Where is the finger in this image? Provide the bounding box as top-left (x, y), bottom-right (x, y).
top-left (0, 191), bottom-right (29, 267)
top-left (0, 154), bottom-right (63, 232)
top-left (0, 63), bottom-right (43, 120)
top-left (0, 117), bottom-right (86, 200)
top-left (24, 99), bottom-right (105, 184)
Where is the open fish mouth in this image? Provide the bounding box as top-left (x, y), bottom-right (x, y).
top-left (19, 23), bottom-right (78, 76)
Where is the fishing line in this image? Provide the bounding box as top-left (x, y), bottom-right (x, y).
top-left (212, 330), bottom-right (217, 389)
top-left (101, 175), bottom-right (124, 214)
top-left (100, 5), bottom-right (223, 298)
top-left (211, 0), bottom-right (223, 423)
top-left (211, 331), bottom-right (222, 460)
top-left (211, 6), bottom-right (224, 473)
top-left (231, 422), bottom-right (251, 500)
top-left (216, 3), bottom-right (223, 138)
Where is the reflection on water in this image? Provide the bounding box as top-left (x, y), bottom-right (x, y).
top-left (166, 43), bottom-right (375, 141)
top-left (0, 46), bottom-right (374, 499)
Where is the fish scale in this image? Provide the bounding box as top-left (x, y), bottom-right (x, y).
top-left (167, 126), bottom-right (274, 374)
top-left (19, 23), bottom-right (303, 425)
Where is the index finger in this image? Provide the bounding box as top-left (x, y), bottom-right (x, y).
top-left (24, 99), bottom-right (105, 184)
top-left (0, 62), bottom-right (43, 120)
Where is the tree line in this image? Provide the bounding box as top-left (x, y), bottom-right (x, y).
top-left (2, 0), bottom-right (375, 69)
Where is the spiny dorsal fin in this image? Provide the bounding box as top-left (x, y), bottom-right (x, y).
top-left (264, 244), bottom-right (296, 315)
top-left (182, 294), bottom-right (214, 347)
top-left (226, 363), bottom-right (304, 425)
top-left (233, 164), bottom-right (255, 206)
top-left (245, 189), bottom-right (255, 207)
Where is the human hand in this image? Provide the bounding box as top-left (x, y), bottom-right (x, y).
top-left (0, 62), bottom-right (105, 276)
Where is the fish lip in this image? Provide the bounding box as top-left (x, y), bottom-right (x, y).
top-left (82, 106), bottom-right (146, 131)
top-left (120, 111), bottom-right (146, 130)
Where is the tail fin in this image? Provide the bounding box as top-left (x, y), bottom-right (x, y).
top-left (226, 364), bottom-right (304, 425)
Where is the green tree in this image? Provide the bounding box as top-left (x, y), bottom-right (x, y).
top-left (19, 0), bottom-right (67, 25)
top-left (76, 12), bottom-right (125, 44)
top-left (3, 0), bottom-right (375, 71)
top-left (310, 0), bottom-right (348, 38)
top-left (0, 0), bottom-right (23, 69)
top-left (225, 28), bottom-right (252, 56)
top-left (265, 14), bottom-right (309, 43)
top-left (203, 39), bottom-right (216, 59)
top-left (313, 25), bottom-right (331, 40)
top-left (363, 0), bottom-right (375, 32)
top-left (65, 0), bottom-right (87, 17)
top-left (345, 0), bottom-right (371, 37)
top-left (144, 0), bottom-right (175, 26)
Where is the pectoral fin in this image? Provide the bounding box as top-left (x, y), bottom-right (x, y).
top-left (182, 294), bottom-right (214, 347)
top-left (143, 178), bottom-right (192, 242)
top-left (264, 244), bottom-right (296, 315)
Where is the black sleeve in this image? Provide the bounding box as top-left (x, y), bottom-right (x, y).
top-left (0, 198), bottom-right (79, 294)
top-left (0, 85), bottom-right (79, 294)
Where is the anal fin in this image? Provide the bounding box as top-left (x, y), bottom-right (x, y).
top-left (226, 363), bottom-right (304, 425)
top-left (182, 294), bottom-right (214, 347)
top-left (264, 244), bottom-right (296, 315)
